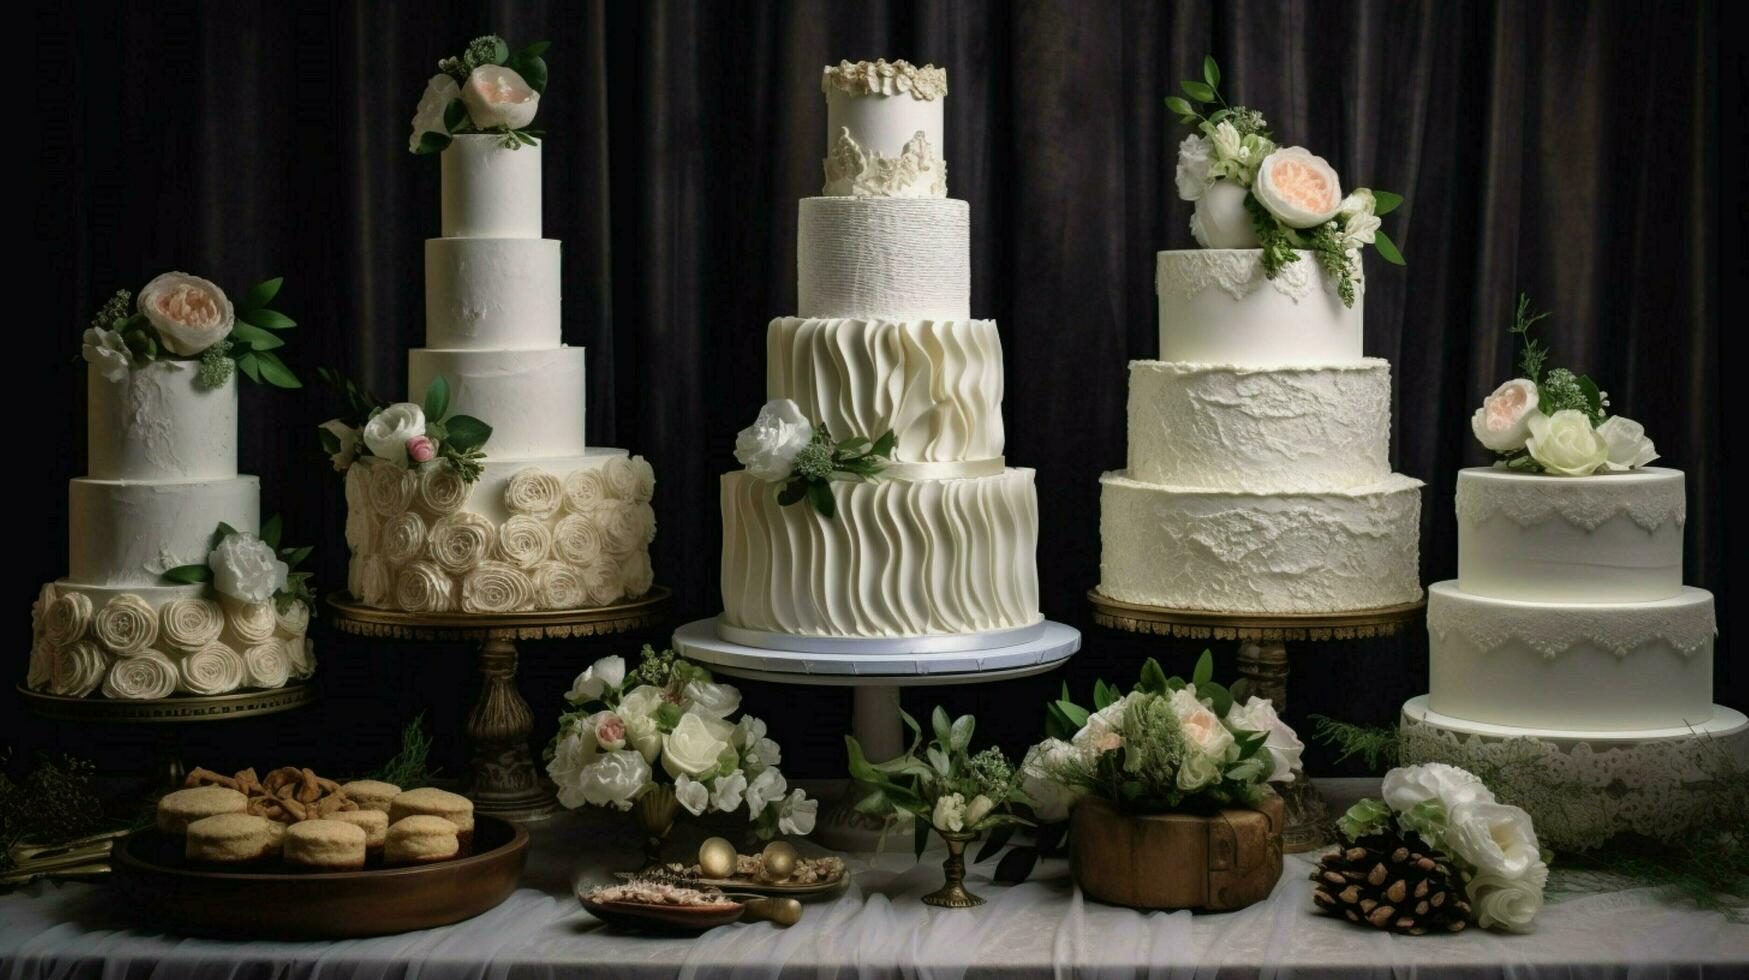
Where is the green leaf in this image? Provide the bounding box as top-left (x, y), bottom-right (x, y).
top-left (216, 522), bottom-right (239, 540)
top-left (1092, 678), bottom-right (1118, 711)
top-left (1138, 658), bottom-right (1168, 695)
top-left (251, 349), bottom-right (301, 388)
top-left (423, 375), bottom-right (451, 422)
top-left (914, 817), bottom-right (931, 859)
top-left (1192, 649), bottom-right (1214, 688)
top-left (238, 277), bottom-right (283, 312)
top-left (415, 130), bottom-right (452, 155)
top-left (444, 415), bottom-right (492, 453)
top-left (510, 54), bottom-right (548, 95)
top-left (229, 321), bottom-right (283, 350)
top-left (1203, 55), bottom-right (1220, 90)
top-left (1201, 680), bottom-right (1234, 718)
top-left (655, 701), bottom-right (684, 732)
top-left (1164, 95), bottom-right (1195, 118)
top-left (1044, 703), bottom-right (1075, 742)
top-left (1181, 80), bottom-right (1216, 102)
top-left (280, 544), bottom-right (314, 569)
top-left (870, 430), bottom-right (898, 458)
top-left (237, 352), bottom-right (262, 383)
top-left (975, 825), bottom-right (1015, 864)
top-left (1373, 229), bottom-right (1406, 265)
top-left (900, 707), bottom-right (922, 744)
top-left (949, 714), bottom-right (975, 752)
top-left (513, 130), bottom-right (536, 146)
top-left (806, 480), bottom-right (835, 518)
top-left (260, 513), bottom-right (283, 550)
top-left (1207, 108), bottom-right (1231, 124)
top-left (1054, 700), bottom-right (1090, 731)
top-left (248, 308), bottom-right (296, 330)
top-left (836, 436), bottom-right (871, 456)
top-left (776, 479), bottom-right (808, 507)
top-left (162, 564), bottom-right (213, 584)
top-left (1372, 190), bottom-right (1404, 215)
top-left (318, 427), bottom-right (340, 454)
top-left (443, 98), bottom-right (468, 134)
top-left (932, 706), bottom-right (953, 747)
top-left (423, 419), bottom-right (448, 443)
top-left (1578, 374), bottom-right (1604, 418)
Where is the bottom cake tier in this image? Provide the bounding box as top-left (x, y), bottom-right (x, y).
top-left (1097, 471), bottom-right (1423, 613)
top-left (719, 467), bottom-right (1040, 638)
top-left (1400, 696), bottom-right (1749, 851)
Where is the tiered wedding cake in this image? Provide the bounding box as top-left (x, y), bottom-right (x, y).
top-left (333, 40), bottom-right (655, 614)
top-left (717, 60), bottom-right (1040, 640)
top-left (1098, 74), bottom-right (1420, 613)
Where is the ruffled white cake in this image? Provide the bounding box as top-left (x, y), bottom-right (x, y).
top-left (716, 60), bottom-right (1041, 640)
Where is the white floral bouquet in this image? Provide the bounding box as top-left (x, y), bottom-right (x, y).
top-left (1471, 294), bottom-right (1657, 476)
top-left (545, 646), bottom-right (815, 838)
top-left (162, 515), bottom-right (314, 614)
top-left (409, 34), bottom-right (548, 153)
top-left (81, 272), bottom-right (299, 390)
top-left (734, 398), bottom-right (895, 518)
top-left (318, 372), bottom-right (493, 482)
top-left (1167, 56), bottom-right (1404, 306)
top-left (845, 706), bottom-right (1031, 855)
top-left (1021, 651), bottom-right (1303, 821)
top-left (1334, 763), bottom-right (1549, 932)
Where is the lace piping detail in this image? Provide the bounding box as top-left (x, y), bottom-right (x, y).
top-left (1427, 591), bottom-right (1715, 660)
top-left (821, 59), bottom-right (947, 100)
top-left (1156, 249), bottom-right (1356, 304)
top-left (823, 128), bottom-right (946, 198)
top-left (1456, 473), bottom-right (1686, 532)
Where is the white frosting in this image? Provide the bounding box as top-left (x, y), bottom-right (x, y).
top-left (767, 317), bottom-right (1003, 463)
top-left (1156, 250), bottom-right (1364, 366)
top-left (1455, 467), bottom-right (1686, 602)
top-left (440, 135), bottom-right (541, 238)
top-left (720, 468), bottom-right (1041, 637)
top-left (87, 362), bottom-right (237, 481)
top-left (408, 347), bottom-right (586, 458)
top-left (797, 197), bottom-right (969, 320)
top-left (424, 238), bottom-right (562, 349)
top-left (1126, 359), bottom-right (1392, 491)
top-left (1098, 472), bottom-right (1423, 613)
top-left (823, 128), bottom-right (946, 198)
top-left (68, 477), bottom-right (259, 587)
top-left (824, 86), bottom-right (945, 196)
top-left (1426, 581), bottom-right (1715, 732)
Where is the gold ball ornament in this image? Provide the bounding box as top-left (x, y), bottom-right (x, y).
top-left (698, 836), bottom-right (738, 879)
top-left (761, 840), bottom-right (799, 882)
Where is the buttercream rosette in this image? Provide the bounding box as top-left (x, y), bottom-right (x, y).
top-left (286, 638), bottom-right (317, 680)
top-left (367, 459), bottom-right (419, 517)
top-left (345, 506), bottom-right (379, 551)
top-left (504, 468), bottom-right (564, 518)
top-left (418, 460), bottom-right (472, 515)
top-left (102, 649), bottom-right (179, 700)
top-left (395, 560), bottom-right (456, 613)
top-left (627, 456), bottom-right (656, 503)
top-left (562, 467), bottom-right (608, 512)
top-left (618, 549), bottom-right (655, 600)
top-left (242, 640), bottom-right (292, 690)
top-left (531, 561), bottom-right (588, 610)
top-left (461, 561), bottom-right (536, 613)
top-left (51, 640), bottom-right (111, 698)
top-left (601, 456), bottom-right (639, 502)
top-left (274, 599), bottom-right (311, 638)
top-left (344, 460), bottom-right (373, 510)
top-left (221, 596), bottom-right (279, 645)
top-left (553, 513), bottom-right (607, 565)
top-left (428, 511), bottom-right (498, 575)
top-left (379, 510), bottom-right (430, 564)
top-left (359, 556), bottom-right (393, 607)
top-left (27, 641), bottom-right (55, 690)
top-left (496, 515), bottom-right (554, 569)
top-left (159, 597), bottom-right (226, 651)
top-left (597, 500), bottom-right (655, 556)
top-left (31, 582), bottom-right (56, 635)
top-left (93, 593), bottom-right (160, 655)
top-left (579, 561), bottom-right (624, 607)
top-left (178, 641), bottom-right (246, 695)
top-left (44, 591), bottom-right (94, 647)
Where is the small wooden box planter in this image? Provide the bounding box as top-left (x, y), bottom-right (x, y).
top-left (1070, 791), bottom-right (1285, 911)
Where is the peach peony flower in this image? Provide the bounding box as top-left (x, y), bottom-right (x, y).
top-left (1253, 147), bottom-right (1344, 229)
top-left (462, 66), bottom-right (540, 130)
top-left (138, 272), bottom-right (234, 356)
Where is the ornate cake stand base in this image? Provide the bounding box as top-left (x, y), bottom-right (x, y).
top-left (328, 590), bottom-right (671, 823)
top-left (673, 617), bottom-right (1081, 853)
top-left (1087, 591), bottom-right (1425, 853)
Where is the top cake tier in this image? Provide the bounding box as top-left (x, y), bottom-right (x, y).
top-left (821, 60), bottom-right (948, 199)
top-left (441, 135), bottom-right (542, 238)
top-left (87, 361), bottom-right (236, 482)
top-left (1157, 250), bottom-right (1364, 367)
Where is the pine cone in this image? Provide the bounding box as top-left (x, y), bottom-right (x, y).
top-left (1310, 832), bottom-right (1472, 935)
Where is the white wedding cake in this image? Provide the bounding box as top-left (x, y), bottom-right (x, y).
top-left (716, 60), bottom-right (1040, 640)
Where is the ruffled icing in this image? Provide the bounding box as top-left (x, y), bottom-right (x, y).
top-left (821, 59), bottom-right (947, 101)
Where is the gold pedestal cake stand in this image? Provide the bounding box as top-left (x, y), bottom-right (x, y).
top-left (1086, 590), bottom-right (1426, 853)
top-left (327, 589), bottom-right (671, 823)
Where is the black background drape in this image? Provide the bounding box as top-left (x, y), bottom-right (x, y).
top-left (15, 1), bottom-right (1736, 784)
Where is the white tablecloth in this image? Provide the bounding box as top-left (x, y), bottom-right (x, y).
top-left (3, 781), bottom-right (1745, 979)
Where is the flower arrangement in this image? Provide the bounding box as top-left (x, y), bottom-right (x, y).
top-left (82, 273), bottom-right (299, 389)
top-left (733, 398), bottom-right (895, 518)
top-left (1167, 57), bottom-right (1404, 306)
top-left (162, 515), bottom-right (315, 614)
top-left (318, 371), bottom-right (493, 482)
top-left (845, 706), bottom-right (1030, 855)
top-left (545, 647), bottom-right (814, 839)
top-left (1470, 294), bottom-right (1657, 476)
top-left (1022, 651), bottom-right (1302, 821)
top-left (409, 34), bottom-right (548, 153)
top-left (1324, 763), bottom-right (1549, 933)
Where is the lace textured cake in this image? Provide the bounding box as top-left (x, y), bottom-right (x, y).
top-left (716, 61), bottom-right (1040, 640)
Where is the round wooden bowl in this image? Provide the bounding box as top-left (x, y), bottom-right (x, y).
top-left (1070, 792), bottom-right (1285, 911)
top-left (112, 815), bottom-right (528, 938)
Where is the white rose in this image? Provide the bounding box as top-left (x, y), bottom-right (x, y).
top-left (51, 641), bottom-right (110, 697)
top-left (363, 403), bottom-right (426, 467)
top-left (1471, 379), bottom-right (1541, 452)
top-left (1527, 409), bottom-right (1608, 477)
top-left (1169, 686), bottom-right (1236, 760)
top-left (417, 460), bottom-right (472, 514)
top-left (82, 327), bottom-right (132, 382)
top-left (409, 74), bottom-right (460, 152)
top-left (461, 65), bottom-right (540, 131)
top-left (777, 789), bottom-right (818, 836)
top-left (320, 420), bottom-right (361, 472)
top-left (745, 767), bottom-right (788, 819)
top-left (1190, 179), bottom-right (1259, 249)
top-left (44, 590), bottom-right (94, 647)
top-left (1444, 800), bottom-right (1541, 880)
top-left (394, 560), bottom-right (455, 613)
top-left (662, 712), bottom-right (732, 779)
top-left (1019, 739), bottom-right (1086, 822)
top-left (1382, 763), bottom-right (1496, 815)
top-left (504, 468), bottom-right (564, 518)
top-left (1224, 697), bottom-right (1304, 783)
top-left (674, 774), bottom-right (710, 817)
top-left (177, 641), bottom-right (245, 695)
top-left (1174, 133), bottom-right (1215, 201)
top-left (93, 594), bottom-right (159, 655)
top-left (711, 769), bottom-right (748, 813)
top-left (242, 640), bottom-right (291, 689)
top-left (1596, 416), bottom-right (1659, 471)
top-left (1253, 147), bottom-right (1344, 228)
top-left (101, 649), bottom-right (178, 700)
top-left (138, 272), bottom-right (234, 356)
top-left (682, 678), bottom-right (742, 719)
top-left (460, 561), bottom-right (535, 612)
top-left (734, 399), bottom-right (815, 482)
top-left (931, 792), bottom-right (966, 832)
top-left (547, 727), bottom-right (602, 809)
top-left (209, 533), bottom-right (288, 603)
top-left (578, 750), bottom-right (652, 811)
top-left (1072, 691), bottom-right (1139, 753)
top-left (565, 655), bottom-right (627, 704)
top-left (429, 511), bottom-right (497, 574)
top-left (1469, 859), bottom-right (1548, 933)
top-left (496, 515), bottom-right (553, 568)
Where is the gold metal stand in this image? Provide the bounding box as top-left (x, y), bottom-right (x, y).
top-left (1086, 591), bottom-right (1425, 853)
top-left (327, 589), bottom-right (671, 823)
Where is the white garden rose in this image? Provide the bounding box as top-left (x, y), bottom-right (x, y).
top-left (617, 549), bottom-right (655, 600)
top-left (209, 532), bottom-right (288, 603)
top-left (93, 594), bottom-right (159, 655)
top-left (461, 561), bottom-right (535, 612)
top-left (1337, 188), bottom-right (1381, 246)
top-left (777, 789), bottom-right (818, 836)
top-left (82, 327), bottom-right (132, 382)
top-left (1381, 763), bottom-right (1496, 815)
top-left (363, 403), bottom-right (427, 467)
top-left (220, 595), bottom-right (279, 644)
top-left (565, 655), bottom-right (628, 704)
top-left (379, 510), bottom-right (429, 564)
top-left (44, 590), bottom-right (94, 647)
top-left (1176, 745), bottom-right (1222, 791)
top-left (1169, 686), bottom-right (1236, 760)
top-left (577, 750), bottom-right (652, 811)
top-left (711, 769), bottom-right (749, 813)
top-left (1469, 859), bottom-right (1548, 933)
top-left (734, 399), bottom-right (815, 482)
top-left (409, 74), bottom-right (460, 152)
top-left (1596, 416), bottom-right (1659, 471)
top-left (1174, 133), bottom-right (1215, 201)
top-left (242, 640), bottom-right (291, 690)
top-left (617, 685), bottom-right (668, 763)
top-left (931, 792), bottom-right (967, 832)
top-left (496, 515), bottom-right (553, 568)
top-left (682, 678), bottom-right (742, 719)
top-left (320, 420), bottom-right (361, 472)
top-left (552, 512), bottom-right (606, 566)
top-left (531, 561), bottom-right (588, 610)
top-left (1253, 147), bottom-right (1344, 228)
top-left (51, 641), bottom-right (109, 697)
top-left (1019, 738), bottom-right (1087, 822)
top-left (287, 638), bottom-right (316, 680)
top-left (1072, 690), bottom-right (1142, 753)
top-left (417, 460), bottom-right (472, 514)
top-left (461, 65), bottom-right (540, 131)
top-left (1471, 378), bottom-right (1541, 452)
top-left (101, 649), bottom-right (178, 700)
top-left (548, 726), bottom-right (603, 809)
top-left (1190, 179), bottom-right (1260, 249)
top-left (745, 767), bottom-right (787, 819)
top-left (429, 511), bottom-right (497, 574)
top-left (177, 641), bottom-right (245, 695)
top-left (1224, 696), bottom-right (1304, 783)
top-left (662, 712), bottom-right (732, 780)
top-left (138, 272), bottom-right (234, 356)
top-left (504, 468), bottom-right (564, 518)
top-left (394, 560), bottom-right (456, 613)
top-left (1526, 409), bottom-right (1608, 477)
top-left (963, 794), bottom-right (995, 829)
top-left (274, 599), bottom-right (311, 638)
top-left (562, 467), bottom-right (609, 512)
top-left (1445, 800), bottom-right (1541, 880)
top-left (674, 774), bottom-right (710, 817)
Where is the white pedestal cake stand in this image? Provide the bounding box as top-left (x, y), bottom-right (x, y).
top-left (672, 617), bottom-right (1081, 852)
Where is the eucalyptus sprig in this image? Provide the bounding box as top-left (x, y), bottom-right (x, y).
top-left (1165, 56), bottom-right (1271, 139)
top-left (777, 426), bottom-right (897, 519)
top-left (162, 515), bottom-right (316, 613)
top-left (1507, 292), bottom-right (1554, 384)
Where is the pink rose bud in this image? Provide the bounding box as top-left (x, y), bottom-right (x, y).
top-left (595, 714), bottom-right (626, 746)
top-left (407, 435), bottom-right (438, 463)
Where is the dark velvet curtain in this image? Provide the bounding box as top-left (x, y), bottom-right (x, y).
top-left (16, 0), bottom-right (1733, 782)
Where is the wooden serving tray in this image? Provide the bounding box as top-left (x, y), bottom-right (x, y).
top-left (111, 816), bottom-right (528, 938)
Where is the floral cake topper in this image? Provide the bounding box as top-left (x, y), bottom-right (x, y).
top-left (734, 399), bottom-right (895, 518)
top-left (410, 34), bottom-right (548, 153)
top-left (163, 515), bottom-right (316, 614)
top-left (318, 370), bottom-right (493, 482)
top-left (82, 273), bottom-right (299, 390)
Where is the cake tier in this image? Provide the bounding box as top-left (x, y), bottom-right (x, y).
top-left (720, 467), bottom-right (1040, 638)
top-left (798, 198), bottom-right (968, 320)
top-left (1156, 250), bottom-right (1363, 366)
top-left (68, 476), bottom-right (259, 587)
top-left (424, 238), bottom-right (561, 350)
top-left (343, 450), bottom-right (655, 613)
top-left (408, 347), bottom-right (585, 459)
top-left (768, 317), bottom-right (1003, 463)
top-left (441, 135), bottom-right (541, 238)
top-left (822, 81), bottom-right (946, 198)
top-left (1456, 467), bottom-right (1685, 603)
top-left (1400, 696), bottom-right (1749, 852)
top-left (88, 362), bottom-right (237, 481)
top-left (821, 61), bottom-right (945, 162)
top-left (1098, 472), bottom-right (1423, 613)
top-left (1426, 581), bottom-right (1715, 732)
top-left (1125, 359), bottom-right (1391, 491)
